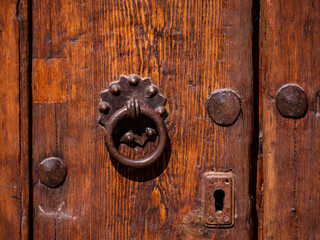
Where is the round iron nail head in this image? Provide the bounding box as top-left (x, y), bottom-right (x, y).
top-left (38, 157), bottom-right (67, 188)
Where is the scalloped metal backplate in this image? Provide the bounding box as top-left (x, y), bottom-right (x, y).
top-left (98, 75), bottom-right (167, 127)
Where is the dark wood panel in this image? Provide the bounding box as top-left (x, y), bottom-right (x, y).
top-left (0, 0), bottom-right (30, 239)
top-left (260, 0), bottom-right (320, 239)
top-left (32, 0), bottom-right (254, 239)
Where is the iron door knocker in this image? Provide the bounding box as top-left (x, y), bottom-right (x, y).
top-left (98, 75), bottom-right (168, 168)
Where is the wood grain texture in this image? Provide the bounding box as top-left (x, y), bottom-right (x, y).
top-left (32, 0), bottom-right (254, 239)
top-left (0, 0), bottom-right (30, 239)
top-left (260, 0), bottom-right (320, 239)
top-left (32, 58), bottom-right (67, 103)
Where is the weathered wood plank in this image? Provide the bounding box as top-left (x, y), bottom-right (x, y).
top-left (260, 0), bottom-right (320, 239)
top-left (0, 0), bottom-right (30, 239)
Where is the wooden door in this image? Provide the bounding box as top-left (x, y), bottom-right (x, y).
top-left (0, 0), bottom-right (319, 239)
top-left (31, 0), bottom-right (254, 239)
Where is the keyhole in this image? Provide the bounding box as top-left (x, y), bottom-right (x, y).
top-left (214, 189), bottom-right (225, 212)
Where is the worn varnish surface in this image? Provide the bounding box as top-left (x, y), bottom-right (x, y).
top-left (260, 0), bottom-right (320, 239)
top-left (31, 0), bottom-right (254, 239)
top-left (0, 0), bottom-right (30, 239)
top-left (2, 0), bottom-right (320, 239)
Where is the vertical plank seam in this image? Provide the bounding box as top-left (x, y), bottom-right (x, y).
top-left (28, 0), bottom-right (33, 238)
top-left (17, 0), bottom-right (23, 238)
top-left (293, 120), bottom-right (298, 240)
top-left (252, 0), bottom-right (261, 239)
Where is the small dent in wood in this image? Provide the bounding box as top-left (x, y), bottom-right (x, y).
top-left (71, 30), bottom-right (88, 43)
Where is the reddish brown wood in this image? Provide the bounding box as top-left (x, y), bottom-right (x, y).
top-left (32, 58), bottom-right (67, 103)
top-left (32, 0), bottom-right (254, 239)
top-left (0, 0), bottom-right (30, 239)
top-left (260, 0), bottom-right (320, 239)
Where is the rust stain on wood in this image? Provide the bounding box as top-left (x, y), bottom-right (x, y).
top-left (180, 210), bottom-right (208, 238)
top-left (32, 58), bottom-right (67, 103)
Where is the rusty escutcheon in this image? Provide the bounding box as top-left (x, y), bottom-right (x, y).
top-left (202, 172), bottom-right (235, 228)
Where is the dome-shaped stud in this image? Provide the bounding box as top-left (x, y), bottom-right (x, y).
top-left (38, 157), bottom-right (67, 188)
top-left (98, 102), bottom-right (110, 114)
top-left (156, 106), bottom-right (168, 119)
top-left (146, 127), bottom-right (156, 137)
top-left (123, 132), bottom-right (135, 144)
top-left (128, 75), bottom-right (140, 86)
top-left (206, 89), bottom-right (241, 126)
top-left (275, 84), bottom-right (308, 119)
top-left (110, 84), bottom-right (121, 96)
top-left (147, 86), bottom-right (158, 98)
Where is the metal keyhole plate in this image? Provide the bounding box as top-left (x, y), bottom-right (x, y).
top-left (202, 172), bottom-right (235, 228)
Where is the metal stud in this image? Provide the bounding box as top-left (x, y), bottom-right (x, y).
top-left (208, 216), bottom-right (214, 223)
top-left (38, 157), bottom-right (67, 188)
top-left (206, 89), bottom-right (241, 126)
top-left (156, 106), bottom-right (168, 119)
top-left (145, 127), bottom-right (156, 138)
top-left (147, 86), bottom-right (158, 98)
top-left (275, 84), bottom-right (308, 119)
top-left (123, 132), bottom-right (135, 144)
top-left (110, 84), bottom-right (121, 96)
top-left (223, 216), bottom-right (230, 223)
top-left (129, 75), bottom-right (140, 86)
top-left (98, 102), bottom-right (110, 114)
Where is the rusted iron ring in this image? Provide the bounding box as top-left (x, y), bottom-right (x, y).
top-left (105, 104), bottom-right (168, 168)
